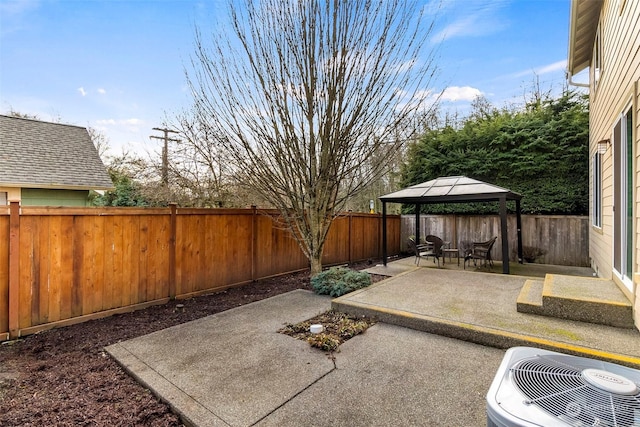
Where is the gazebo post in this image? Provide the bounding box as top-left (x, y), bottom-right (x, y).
top-left (516, 199), bottom-right (523, 264)
top-left (500, 196), bottom-right (510, 274)
top-left (415, 204), bottom-right (421, 244)
top-left (382, 201), bottom-right (388, 266)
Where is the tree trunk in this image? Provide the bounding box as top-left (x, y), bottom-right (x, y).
top-left (310, 249), bottom-right (323, 277)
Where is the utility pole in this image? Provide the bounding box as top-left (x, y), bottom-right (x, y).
top-left (150, 127), bottom-right (179, 186)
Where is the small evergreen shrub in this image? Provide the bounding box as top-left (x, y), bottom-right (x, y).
top-left (513, 246), bottom-right (548, 263)
top-left (311, 267), bottom-right (372, 297)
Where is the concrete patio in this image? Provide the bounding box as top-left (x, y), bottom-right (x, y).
top-left (336, 257), bottom-right (640, 368)
top-left (106, 257), bottom-right (640, 426)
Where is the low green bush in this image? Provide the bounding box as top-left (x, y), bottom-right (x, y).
top-left (311, 267), bottom-right (372, 297)
top-left (512, 246), bottom-right (547, 263)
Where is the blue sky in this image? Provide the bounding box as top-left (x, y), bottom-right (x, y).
top-left (0, 0), bottom-right (583, 156)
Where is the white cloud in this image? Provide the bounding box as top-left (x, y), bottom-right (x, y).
top-left (97, 88), bottom-right (106, 95)
top-left (393, 59), bottom-right (418, 73)
top-left (440, 86), bottom-right (482, 102)
top-left (536, 60), bottom-right (567, 75)
top-left (96, 118), bottom-right (143, 128)
top-left (0, 0), bottom-right (39, 16)
top-left (511, 60), bottom-right (567, 79)
top-left (434, 15), bottom-right (478, 41)
top-left (96, 119), bottom-right (117, 126)
top-left (92, 118), bottom-right (149, 155)
top-left (78, 87), bottom-right (87, 97)
top-left (431, 0), bottom-right (509, 43)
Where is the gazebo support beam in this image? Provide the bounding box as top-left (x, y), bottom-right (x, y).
top-left (415, 204), bottom-right (421, 244)
top-left (516, 199), bottom-right (523, 264)
top-left (382, 201), bottom-right (388, 266)
top-left (500, 196), bottom-right (510, 274)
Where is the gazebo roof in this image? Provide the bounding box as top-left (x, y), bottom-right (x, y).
top-left (379, 176), bottom-right (522, 204)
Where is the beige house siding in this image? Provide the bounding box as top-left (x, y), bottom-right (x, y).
top-left (635, 83), bottom-right (640, 326)
top-left (586, 0), bottom-right (640, 326)
top-left (0, 187), bottom-right (21, 204)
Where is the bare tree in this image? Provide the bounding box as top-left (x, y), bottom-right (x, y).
top-left (6, 109), bottom-right (39, 120)
top-left (189, 0), bottom-right (439, 275)
top-left (86, 126), bottom-right (110, 159)
top-left (161, 109), bottom-right (236, 207)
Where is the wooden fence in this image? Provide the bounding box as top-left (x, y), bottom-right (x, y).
top-left (0, 204), bottom-right (400, 340)
top-left (401, 214), bottom-right (589, 267)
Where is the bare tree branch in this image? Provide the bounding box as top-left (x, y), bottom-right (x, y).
top-left (188, 0), bottom-right (439, 275)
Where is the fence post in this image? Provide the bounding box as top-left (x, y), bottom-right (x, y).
top-left (8, 201), bottom-right (20, 339)
top-left (251, 206), bottom-right (257, 281)
top-left (348, 211), bottom-right (353, 264)
top-left (169, 203), bottom-right (177, 299)
top-left (377, 212), bottom-right (381, 259)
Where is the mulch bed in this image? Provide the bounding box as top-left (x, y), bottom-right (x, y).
top-left (0, 261), bottom-right (386, 426)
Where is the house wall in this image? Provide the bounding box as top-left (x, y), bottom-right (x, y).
top-left (0, 187), bottom-right (21, 204)
top-left (588, 0), bottom-right (640, 326)
top-left (20, 188), bottom-right (90, 207)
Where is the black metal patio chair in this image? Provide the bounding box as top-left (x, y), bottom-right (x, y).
top-left (408, 235), bottom-right (444, 267)
top-left (463, 236), bottom-right (497, 269)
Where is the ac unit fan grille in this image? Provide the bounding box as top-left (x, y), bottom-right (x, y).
top-left (511, 355), bottom-right (640, 427)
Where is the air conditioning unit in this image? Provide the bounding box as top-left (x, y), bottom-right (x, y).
top-left (487, 347), bottom-right (640, 427)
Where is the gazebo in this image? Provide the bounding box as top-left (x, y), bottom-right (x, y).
top-left (380, 176), bottom-right (523, 274)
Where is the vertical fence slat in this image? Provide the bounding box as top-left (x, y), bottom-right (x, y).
top-left (0, 214), bottom-right (9, 336)
top-left (135, 215), bottom-right (146, 302)
top-left (169, 204), bottom-right (177, 299)
top-left (8, 202), bottom-right (20, 338)
top-left (19, 217), bottom-right (34, 330)
top-left (251, 206), bottom-right (257, 281)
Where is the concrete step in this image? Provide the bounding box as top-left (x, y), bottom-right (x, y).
top-left (516, 279), bottom-right (545, 315)
top-left (517, 273), bottom-right (634, 329)
top-left (541, 274), bottom-right (634, 329)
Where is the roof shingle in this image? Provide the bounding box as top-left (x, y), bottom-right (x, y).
top-left (0, 115), bottom-right (114, 190)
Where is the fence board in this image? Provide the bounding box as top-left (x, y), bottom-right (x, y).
top-left (254, 212), bottom-right (307, 279)
top-left (323, 216), bottom-right (349, 265)
top-left (82, 216), bottom-right (97, 316)
top-left (19, 216), bottom-right (32, 329)
top-left (0, 216), bottom-right (9, 335)
top-left (38, 216), bottom-right (51, 324)
top-left (59, 216), bottom-right (74, 320)
top-left (102, 216), bottom-right (116, 311)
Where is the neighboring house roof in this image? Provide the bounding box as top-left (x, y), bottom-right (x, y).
top-left (567, 0), bottom-right (603, 77)
top-left (0, 115), bottom-right (114, 191)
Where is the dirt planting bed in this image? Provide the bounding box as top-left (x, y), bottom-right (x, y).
top-left (0, 262), bottom-right (385, 426)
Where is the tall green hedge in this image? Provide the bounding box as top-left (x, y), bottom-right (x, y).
top-left (401, 91), bottom-right (589, 215)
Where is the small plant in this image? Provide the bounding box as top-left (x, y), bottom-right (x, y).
top-left (337, 319), bottom-right (370, 340)
top-left (311, 267), bottom-right (372, 297)
top-left (514, 246), bottom-right (548, 263)
top-left (279, 321), bottom-right (310, 335)
top-left (306, 333), bottom-right (340, 352)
